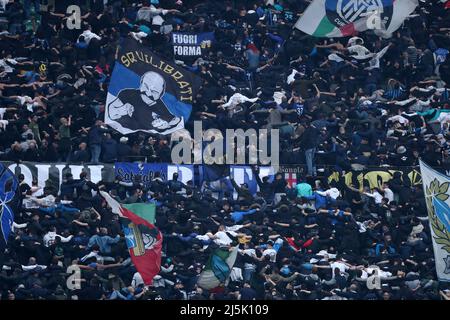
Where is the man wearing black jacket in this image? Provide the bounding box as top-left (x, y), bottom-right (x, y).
top-left (300, 122), bottom-right (320, 176)
top-left (87, 120), bottom-right (109, 164)
top-left (230, 178), bottom-right (253, 206)
top-left (252, 166), bottom-right (274, 204)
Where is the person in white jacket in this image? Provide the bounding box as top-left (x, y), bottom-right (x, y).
top-left (12, 221), bottom-right (27, 233)
top-left (316, 187), bottom-right (341, 200)
top-left (220, 93), bottom-right (259, 109)
top-left (131, 272), bottom-right (144, 288)
top-left (130, 31), bottom-right (148, 44)
top-left (136, 5), bottom-right (180, 26)
top-left (43, 226), bottom-right (73, 247)
top-left (78, 26), bottom-right (102, 45)
top-left (21, 257), bottom-right (47, 271)
top-left (202, 223), bottom-right (252, 247)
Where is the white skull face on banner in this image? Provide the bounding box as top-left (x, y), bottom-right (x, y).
top-left (139, 71), bottom-right (166, 101)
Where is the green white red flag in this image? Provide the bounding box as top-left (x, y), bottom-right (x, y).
top-left (100, 191), bottom-right (162, 285)
top-left (294, 0), bottom-right (418, 38)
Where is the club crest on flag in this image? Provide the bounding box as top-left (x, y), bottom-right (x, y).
top-left (424, 179), bottom-right (450, 254)
top-left (295, 0), bottom-right (417, 38)
top-left (123, 222), bottom-right (159, 257)
top-left (326, 0), bottom-right (392, 27)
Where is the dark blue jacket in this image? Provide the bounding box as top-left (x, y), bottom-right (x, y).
top-left (88, 126), bottom-right (108, 145)
top-left (102, 139), bottom-right (118, 163)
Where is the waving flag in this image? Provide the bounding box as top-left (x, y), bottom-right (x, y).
top-left (100, 191), bottom-right (162, 285)
top-left (445, 1), bottom-right (450, 9)
top-left (419, 160), bottom-right (450, 282)
top-left (0, 163), bottom-right (19, 250)
top-left (105, 39), bottom-right (201, 135)
top-left (199, 165), bottom-right (230, 182)
top-left (197, 247), bottom-right (238, 290)
top-left (294, 0), bottom-right (418, 38)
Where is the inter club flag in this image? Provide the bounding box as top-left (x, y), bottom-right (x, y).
top-left (100, 191), bottom-right (162, 285)
top-left (0, 163), bottom-right (19, 251)
top-left (105, 38), bottom-right (201, 135)
top-left (294, 0), bottom-right (418, 38)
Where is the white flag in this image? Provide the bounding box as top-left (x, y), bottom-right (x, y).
top-left (419, 160), bottom-right (450, 282)
top-left (294, 0), bottom-right (419, 38)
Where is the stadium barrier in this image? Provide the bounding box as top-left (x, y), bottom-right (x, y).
top-left (0, 161), bottom-right (429, 194)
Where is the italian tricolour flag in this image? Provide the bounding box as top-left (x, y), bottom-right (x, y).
top-left (295, 0), bottom-right (418, 38)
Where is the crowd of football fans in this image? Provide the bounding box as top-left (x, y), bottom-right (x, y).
top-left (0, 0), bottom-right (450, 300)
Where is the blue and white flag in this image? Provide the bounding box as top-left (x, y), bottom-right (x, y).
top-left (419, 160), bottom-right (450, 282)
top-left (105, 39), bottom-right (201, 135)
top-left (199, 165), bottom-right (230, 183)
top-left (0, 163), bottom-right (19, 250)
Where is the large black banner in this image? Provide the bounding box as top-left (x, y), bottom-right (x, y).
top-left (278, 165), bottom-right (423, 190)
top-left (105, 39), bottom-right (202, 135)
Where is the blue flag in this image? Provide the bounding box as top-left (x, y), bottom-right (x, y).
top-left (105, 39), bottom-right (201, 135)
top-left (0, 163), bottom-right (19, 250)
top-left (199, 165), bottom-right (230, 182)
top-left (115, 163), bottom-right (169, 188)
